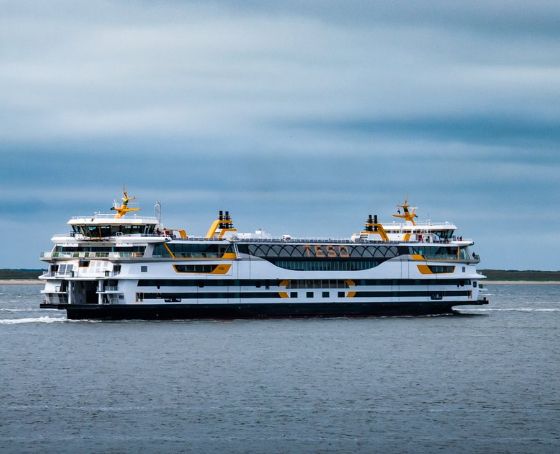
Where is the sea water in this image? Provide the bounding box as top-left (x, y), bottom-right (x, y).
top-left (0, 284), bottom-right (559, 453)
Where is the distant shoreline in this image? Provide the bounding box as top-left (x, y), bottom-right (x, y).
top-left (0, 279), bottom-right (43, 285)
top-left (484, 280), bottom-right (560, 285)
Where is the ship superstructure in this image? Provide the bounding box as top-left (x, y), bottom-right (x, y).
top-left (40, 193), bottom-right (488, 319)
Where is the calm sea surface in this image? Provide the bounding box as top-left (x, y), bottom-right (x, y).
top-left (1, 284), bottom-right (559, 453)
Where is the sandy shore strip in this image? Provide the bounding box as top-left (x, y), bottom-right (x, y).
top-left (485, 280), bottom-right (560, 285)
top-left (0, 279), bottom-right (43, 285)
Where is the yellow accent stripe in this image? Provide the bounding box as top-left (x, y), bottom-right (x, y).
top-left (221, 252), bottom-right (237, 259)
top-left (163, 243), bottom-right (175, 259)
top-left (210, 264), bottom-right (231, 275)
top-left (205, 220), bottom-right (221, 239)
top-left (279, 292), bottom-right (289, 299)
top-left (410, 254), bottom-right (424, 261)
top-left (279, 280), bottom-right (289, 287)
top-left (347, 291), bottom-right (356, 298)
top-left (417, 264), bottom-right (433, 274)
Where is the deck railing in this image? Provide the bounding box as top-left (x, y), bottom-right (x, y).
top-left (42, 251), bottom-right (143, 259)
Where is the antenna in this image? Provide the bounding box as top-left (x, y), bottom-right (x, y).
top-left (154, 201), bottom-right (161, 224)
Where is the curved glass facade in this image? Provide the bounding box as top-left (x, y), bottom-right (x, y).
top-left (265, 259), bottom-right (384, 271)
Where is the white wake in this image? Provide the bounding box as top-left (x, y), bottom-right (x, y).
top-left (0, 316), bottom-right (68, 324)
top-left (461, 308), bottom-right (560, 312)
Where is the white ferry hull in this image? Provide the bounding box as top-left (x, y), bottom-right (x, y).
top-left (39, 197), bottom-right (489, 320)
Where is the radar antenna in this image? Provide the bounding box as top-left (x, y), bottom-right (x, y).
top-left (392, 199), bottom-right (418, 225)
top-left (154, 201), bottom-right (162, 224)
top-left (110, 187), bottom-right (140, 219)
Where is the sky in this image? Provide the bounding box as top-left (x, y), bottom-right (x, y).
top-left (1, 0), bottom-right (559, 269)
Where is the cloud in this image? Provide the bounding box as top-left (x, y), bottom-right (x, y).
top-left (277, 115), bottom-right (560, 148)
top-left (0, 0), bottom-right (558, 269)
top-left (1, 0), bottom-right (559, 144)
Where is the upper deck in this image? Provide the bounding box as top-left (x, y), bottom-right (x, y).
top-left (44, 193), bottom-right (476, 258)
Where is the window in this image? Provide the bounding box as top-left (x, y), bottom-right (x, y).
top-left (322, 291), bottom-right (329, 298)
top-left (462, 266), bottom-right (466, 273)
top-left (162, 243), bottom-right (231, 258)
top-left (141, 266), bottom-right (148, 273)
top-left (290, 292), bottom-right (297, 298)
top-left (306, 291), bottom-right (314, 298)
top-left (473, 281), bottom-right (478, 288)
top-left (410, 246), bottom-right (459, 261)
top-left (427, 265), bottom-right (455, 274)
top-left (54, 245), bottom-right (145, 257)
top-left (338, 291), bottom-right (345, 298)
top-left (57, 264), bottom-right (74, 276)
top-left (287, 280), bottom-right (349, 289)
top-left (174, 264), bottom-right (219, 273)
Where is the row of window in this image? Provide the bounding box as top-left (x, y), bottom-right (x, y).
top-left (72, 224), bottom-right (155, 237)
top-left (427, 265), bottom-right (455, 274)
top-left (136, 290), bottom-right (471, 301)
top-left (266, 259), bottom-right (385, 271)
top-left (153, 243), bottom-right (231, 258)
top-left (138, 292), bottom-right (279, 301)
top-left (354, 290), bottom-right (470, 298)
top-left (411, 246), bottom-right (473, 261)
top-left (137, 279), bottom-right (473, 287)
top-left (287, 280), bottom-right (349, 289)
top-left (174, 264), bottom-right (220, 273)
top-left (55, 246), bottom-right (145, 253)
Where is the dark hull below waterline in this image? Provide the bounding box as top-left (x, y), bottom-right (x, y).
top-left (41, 300), bottom-right (489, 320)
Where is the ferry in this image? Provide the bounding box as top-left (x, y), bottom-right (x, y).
top-left (39, 191), bottom-right (489, 320)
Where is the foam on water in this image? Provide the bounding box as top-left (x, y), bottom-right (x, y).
top-left (463, 307), bottom-right (560, 312)
top-left (0, 307), bottom-right (47, 312)
top-left (0, 316), bottom-right (69, 324)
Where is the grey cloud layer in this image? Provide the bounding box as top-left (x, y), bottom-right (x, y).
top-left (0, 0), bottom-right (558, 268)
top-left (1, 0), bottom-right (559, 143)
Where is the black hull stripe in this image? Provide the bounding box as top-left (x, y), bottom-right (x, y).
top-left (138, 278), bottom-right (473, 287)
top-left (138, 290), bottom-right (471, 300)
top-left (41, 300), bottom-right (488, 320)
